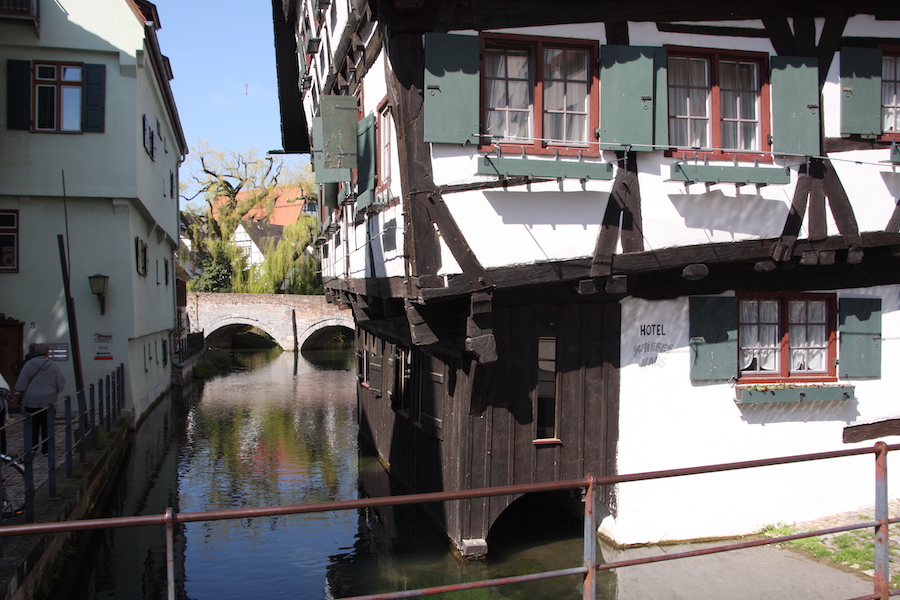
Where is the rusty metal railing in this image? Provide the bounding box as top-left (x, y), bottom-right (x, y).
top-left (0, 441), bottom-right (897, 599)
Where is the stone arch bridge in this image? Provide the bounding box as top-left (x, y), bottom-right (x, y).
top-left (186, 292), bottom-right (354, 351)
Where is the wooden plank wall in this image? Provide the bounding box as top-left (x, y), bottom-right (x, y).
top-left (356, 300), bottom-right (621, 548)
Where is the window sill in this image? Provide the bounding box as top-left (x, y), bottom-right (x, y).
top-left (665, 149), bottom-right (774, 164)
top-left (668, 162), bottom-right (791, 186)
top-left (735, 384), bottom-right (855, 404)
top-left (477, 155), bottom-right (613, 181)
top-left (533, 438), bottom-right (562, 446)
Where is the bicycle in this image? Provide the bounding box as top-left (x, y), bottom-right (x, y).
top-left (0, 454), bottom-right (25, 519)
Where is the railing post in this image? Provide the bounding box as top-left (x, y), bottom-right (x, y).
top-left (874, 441), bottom-right (890, 599)
top-left (64, 395), bottom-right (73, 479)
top-left (583, 475), bottom-right (597, 600)
top-left (88, 383), bottom-right (97, 450)
top-left (165, 507), bottom-right (176, 600)
top-left (77, 389), bottom-right (87, 463)
top-left (47, 404), bottom-right (57, 499)
top-left (23, 413), bottom-right (34, 523)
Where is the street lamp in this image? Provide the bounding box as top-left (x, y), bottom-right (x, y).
top-left (88, 274), bottom-right (109, 315)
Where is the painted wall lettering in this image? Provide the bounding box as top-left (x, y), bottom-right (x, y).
top-left (633, 341), bottom-right (674, 368)
top-left (640, 324), bottom-right (666, 336)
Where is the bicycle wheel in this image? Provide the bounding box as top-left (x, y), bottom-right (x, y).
top-left (0, 455), bottom-right (25, 519)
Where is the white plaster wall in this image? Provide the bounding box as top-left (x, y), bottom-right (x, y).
top-left (607, 289), bottom-right (900, 545)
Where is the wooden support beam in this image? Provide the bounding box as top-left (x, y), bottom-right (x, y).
top-left (590, 168), bottom-right (625, 278)
top-left (808, 174), bottom-right (827, 240)
top-left (822, 159), bottom-right (862, 252)
top-left (885, 197), bottom-right (900, 233)
top-left (421, 191), bottom-right (495, 292)
top-left (773, 171), bottom-right (811, 261)
top-left (385, 31), bottom-right (442, 282)
top-left (404, 299), bottom-right (440, 345)
top-left (762, 17), bottom-right (797, 56)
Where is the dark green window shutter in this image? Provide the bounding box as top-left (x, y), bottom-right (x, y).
top-left (7, 59), bottom-right (31, 130)
top-left (839, 297), bottom-right (881, 378)
top-left (600, 46), bottom-right (668, 152)
top-left (840, 47), bottom-right (882, 136)
top-left (82, 63), bottom-right (105, 132)
top-left (312, 116), bottom-right (352, 184)
top-left (770, 56), bottom-right (820, 157)
top-left (424, 32), bottom-right (479, 145)
top-left (320, 95), bottom-right (358, 169)
top-left (689, 296), bottom-right (738, 381)
top-left (356, 114), bottom-right (376, 210)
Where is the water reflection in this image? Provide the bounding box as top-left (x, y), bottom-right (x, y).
top-left (71, 348), bottom-right (359, 600)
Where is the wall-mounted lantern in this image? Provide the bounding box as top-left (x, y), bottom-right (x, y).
top-left (88, 274), bottom-right (109, 315)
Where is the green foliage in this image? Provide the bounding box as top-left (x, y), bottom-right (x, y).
top-left (229, 216), bottom-right (323, 295)
top-left (180, 142), bottom-right (322, 295)
top-left (189, 239), bottom-right (245, 293)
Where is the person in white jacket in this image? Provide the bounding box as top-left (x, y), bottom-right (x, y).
top-left (13, 344), bottom-right (65, 455)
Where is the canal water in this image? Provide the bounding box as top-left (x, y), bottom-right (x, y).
top-left (63, 347), bottom-right (605, 600)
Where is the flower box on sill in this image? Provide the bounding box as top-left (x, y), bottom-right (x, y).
top-left (735, 384), bottom-right (855, 404)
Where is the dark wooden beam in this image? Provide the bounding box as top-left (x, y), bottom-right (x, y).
top-left (590, 168), bottom-right (624, 278)
top-left (762, 18), bottom-right (795, 55)
top-left (384, 31), bottom-right (442, 279)
top-left (816, 16), bottom-right (849, 84)
top-left (808, 173), bottom-right (827, 240)
top-left (421, 192), bottom-right (495, 292)
top-left (822, 159), bottom-right (862, 253)
top-left (604, 21), bottom-right (629, 45)
top-left (772, 172), bottom-right (811, 261)
top-left (380, 0), bottom-right (899, 34)
top-left (844, 419), bottom-right (900, 444)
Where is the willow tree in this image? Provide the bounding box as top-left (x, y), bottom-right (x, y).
top-left (180, 142), bottom-right (318, 293)
top-left (180, 142), bottom-right (315, 246)
top-left (232, 216), bottom-right (322, 295)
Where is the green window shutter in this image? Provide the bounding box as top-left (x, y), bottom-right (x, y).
top-left (320, 95), bottom-right (358, 169)
top-left (356, 114), bottom-right (376, 210)
top-left (7, 59), bottom-right (31, 131)
top-left (424, 32), bottom-right (479, 145)
top-left (689, 296), bottom-right (738, 381)
top-left (312, 116), bottom-right (352, 184)
top-left (770, 56), bottom-right (820, 157)
top-left (839, 297), bottom-right (881, 378)
top-left (840, 47), bottom-right (882, 136)
top-left (600, 46), bottom-right (668, 152)
top-left (82, 64), bottom-right (106, 133)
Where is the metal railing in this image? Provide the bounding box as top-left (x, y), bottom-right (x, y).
top-left (0, 440), bottom-right (897, 599)
top-left (174, 331), bottom-right (205, 363)
top-left (0, 363), bottom-right (126, 528)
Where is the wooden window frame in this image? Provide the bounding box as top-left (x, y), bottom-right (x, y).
top-left (737, 292), bottom-right (837, 384)
top-left (0, 210), bottom-right (19, 273)
top-left (665, 47), bottom-right (772, 162)
top-left (376, 98), bottom-right (392, 197)
top-left (880, 49), bottom-right (900, 142)
top-left (479, 33), bottom-right (600, 158)
top-left (33, 61), bottom-right (83, 133)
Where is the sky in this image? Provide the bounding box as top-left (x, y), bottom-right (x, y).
top-left (149, 0), bottom-right (310, 204)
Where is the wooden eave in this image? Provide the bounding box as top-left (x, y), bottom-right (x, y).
top-left (377, 0), bottom-right (900, 34)
top-left (271, 0), bottom-right (311, 153)
top-left (324, 232), bottom-right (900, 303)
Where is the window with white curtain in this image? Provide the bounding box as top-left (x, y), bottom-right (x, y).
top-left (667, 48), bottom-right (769, 157)
top-left (738, 293), bottom-right (835, 381)
top-left (482, 34), bottom-right (597, 155)
top-left (884, 54), bottom-right (900, 135)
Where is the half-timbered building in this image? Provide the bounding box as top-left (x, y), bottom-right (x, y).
top-left (272, 0), bottom-right (900, 555)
